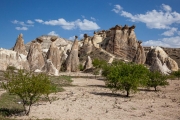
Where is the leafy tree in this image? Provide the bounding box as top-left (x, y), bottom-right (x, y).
top-left (102, 61), bottom-right (149, 97)
top-left (2, 69), bottom-right (55, 115)
top-left (92, 58), bottom-right (107, 69)
top-left (171, 70), bottom-right (180, 80)
top-left (147, 71), bottom-right (169, 91)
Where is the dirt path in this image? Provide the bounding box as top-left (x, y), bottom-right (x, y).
top-left (14, 78), bottom-right (180, 120)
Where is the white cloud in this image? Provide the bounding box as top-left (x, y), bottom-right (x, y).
top-left (161, 27), bottom-right (178, 36)
top-left (68, 36), bottom-right (75, 40)
top-left (162, 4), bottom-right (172, 12)
top-left (35, 19), bottom-right (44, 23)
top-left (76, 19), bottom-right (100, 30)
top-left (91, 17), bottom-right (96, 21)
top-left (36, 18), bottom-right (100, 30)
top-left (114, 4), bottom-right (180, 29)
top-left (12, 20), bottom-right (33, 27)
top-left (112, 5), bottom-right (123, 13)
top-left (27, 20), bottom-right (34, 24)
top-left (15, 27), bottom-right (28, 30)
top-left (43, 18), bottom-right (75, 30)
top-left (142, 36), bottom-right (180, 48)
top-left (12, 20), bottom-right (18, 24)
top-left (48, 31), bottom-right (59, 36)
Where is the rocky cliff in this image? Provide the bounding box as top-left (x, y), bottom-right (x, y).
top-left (103, 25), bottom-right (146, 64)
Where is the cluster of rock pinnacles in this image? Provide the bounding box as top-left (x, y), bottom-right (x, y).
top-left (0, 25), bottom-right (178, 75)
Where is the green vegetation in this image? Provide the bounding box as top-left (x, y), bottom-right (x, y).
top-left (147, 71), bottom-right (169, 91)
top-left (79, 64), bottom-right (84, 71)
top-left (171, 69), bottom-right (180, 80)
top-left (92, 58), bottom-right (107, 78)
top-left (102, 61), bottom-right (149, 97)
top-left (0, 67), bottom-right (72, 118)
top-left (0, 92), bottom-right (24, 118)
top-left (2, 69), bottom-right (55, 115)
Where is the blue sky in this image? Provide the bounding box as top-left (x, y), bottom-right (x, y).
top-left (0, 0), bottom-right (180, 49)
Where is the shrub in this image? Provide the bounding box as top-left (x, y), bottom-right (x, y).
top-left (147, 71), bottom-right (169, 91)
top-left (102, 61), bottom-right (149, 97)
top-left (2, 69), bottom-right (55, 115)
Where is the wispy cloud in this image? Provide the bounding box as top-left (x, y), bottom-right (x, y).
top-left (48, 31), bottom-right (59, 36)
top-left (142, 36), bottom-right (180, 48)
top-left (112, 5), bottom-right (123, 13)
top-left (12, 20), bottom-right (34, 27)
top-left (27, 20), bottom-right (34, 24)
top-left (35, 19), bottom-right (44, 23)
top-left (35, 18), bottom-right (100, 31)
top-left (161, 27), bottom-right (178, 36)
top-left (12, 20), bottom-right (34, 30)
top-left (15, 27), bottom-right (28, 30)
top-left (91, 17), bottom-right (96, 21)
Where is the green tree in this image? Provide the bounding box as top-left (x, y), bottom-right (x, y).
top-left (2, 69), bottom-right (55, 115)
top-left (171, 70), bottom-right (180, 80)
top-left (102, 61), bottom-right (149, 97)
top-left (92, 58), bottom-right (107, 69)
top-left (147, 71), bottom-right (169, 91)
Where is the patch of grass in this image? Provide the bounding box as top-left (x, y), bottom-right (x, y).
top-left (49, 75), bottom-right (73, 93)
top-left (0, 92), bottom-right (24, 117)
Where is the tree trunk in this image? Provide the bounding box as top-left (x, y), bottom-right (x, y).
top-left (126, 90), bottom-right (129, 97)
top-left (154, 86), bottom-right (157, 91)
top-left (26, 104), bottom-right (32, 116)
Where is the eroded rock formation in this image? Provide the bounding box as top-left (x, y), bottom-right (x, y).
top-left (65, 36), bottom-right (79, 72)
top-left (13, 33), bottom-right (27, 55)
top-left (104, 25), bottom-right (146, 64)
top-left (82, 34), bottom-right (93, 54)
top-left (146, 46), bottom-right (178, 74)
top-left (27, 39), bottom-right (45, 71)
top-left (84, 56), bottom-right (93, 70)
top-left (0, 48), bottom-right (29, 71)
top-left (46, 37), bottom-right (62, 71)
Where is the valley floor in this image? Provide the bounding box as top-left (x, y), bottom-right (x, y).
top-left (5, 77), bottom-right (180, 120)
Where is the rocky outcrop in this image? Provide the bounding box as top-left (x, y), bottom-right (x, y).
top-left (25, 35), bottom-right (73, 53)
top-left (104, 25), bottom-right (146, 64)
top-left (92, 32), bottom-right (103, 48)
top-left (144, 47), bottom-right (180, 68)
top-left (146, 46), bottom-right (178, 74)
top-left (13, 33), bottom-right (27, 55)
top-left (46, 37), bottom-right (62, 71)
top-left (27, 40), bottom-right (45, 71)
top-left (0, 48), bottom-right (29, 71)
top-left (84, 56), bottom-right (93, 70)
top-left (43, 59), bottom-right (59, 76)
top-left (82, 34), bottom-right (93, 54)
top-left (65, 36), bottom-right (79, 72)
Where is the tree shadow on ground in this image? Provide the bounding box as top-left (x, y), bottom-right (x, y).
top-left (138, 88), bottom-right (156, 92)
top-left (90, 92), bottom-right (130, 98)
top-left (0, 108), bottom-right (24, 117)
top-left (87, 85), bottom-right (106, 88)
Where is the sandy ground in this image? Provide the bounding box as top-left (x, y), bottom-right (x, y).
top-left (6, 77), bottom-right (180, 120)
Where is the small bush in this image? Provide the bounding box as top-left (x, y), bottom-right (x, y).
top-left (2, 70), bottom-right (56, 115)
top-left (147, 71), bottom-right (169, 91)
